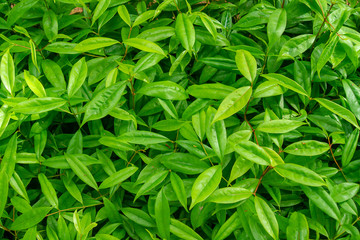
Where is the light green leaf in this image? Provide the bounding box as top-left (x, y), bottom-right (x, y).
top-left (99, 167), bottom-right (138, 189)
top-left (190, 165), bottom-right (222, 209)
top-left (235, 50), bottom-right (257, 83)
top-left (286, 212), bottom-right (309, 240)
top-left (314, 98), bottom-right (359, 129)
top-left (262, 73), bottom-right (309, 97)
top-left (43, 10), bottom-right (58, 41)
top-left (123, 38), bottom-right (166, 56)
top-left (233, 141), bottom-right (271, 166)
top-left (170, 172), bottom-right (188, 212)
top-left (275, 163), bottom-right (325, 186)
top-left (82, 81), bottom-right (126, 125)
top-left (134, 170), bottom-right (168, 201)
top-left (12, 97), bottom-right (67, 114)
top-left (74, 37), bottom-right (119, 52)
top-left (137, 81), bottom-right (188, 100)
top-left (213, 212), bottom-right (242, 240)
top-left (302, 186), bottom-right (341, 221)
top-left (267, 9), bottom-right (286, 49)
top-left (175, 13), bottom-right (195, 53)
top-left (24, 70), bottom-right (46, 97)
top-left (170, 218), bottom-right (204, 240)
top-left (284, 140), bottom-right (329, 156)
top-left (255, 197), bottom-right (279, 240)
top-left (92, 0), bottom-right (111, 25)
top-left (65, 153), bottom-right (98, 190)
top-left (0, 49), bottom-right (15, 95)
top-left (68, 57), bottom-right (87, 97)
top-left (41, 60), bottom-right (66, 90)
top-left (118, 5), bottom-right (131, 27)
top-left (212, 86), bottom-right (252, 123)
top-left (121, 207), bottom-right (156, 227)
top-left (207, 187), bottom-right (252, 204)
top-left (38, 173), bottom-right (59, 209)
top-left (11, 207), bottom-right (52, 230)
top-left (257, 120), bottom-right (305, 133)
top-left (0, 170), bottom-right (8, 220)
top-left (155, 188), bottom-right (170, 240)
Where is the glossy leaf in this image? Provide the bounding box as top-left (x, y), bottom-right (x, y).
top-left (74, 37), bottom-right (119, 52)
top-left (99, 167), bottom-right (138, 189)
top-left (284, 140), bottom-right (329, 156)
top-left (275, 163), bottom-right (325, 186)
top-left (175, 13), bottom-right (195, 52)
top-left (0, 50), bottom-right (15, 95)
top-left (255, 197), bottom-right (279, 240)
top-left (11, 207), bottom-right (52, 230)
top-left (68, 57), bottom-right (88, 97)
top-left (190, 165), bottom-right (222, 209)
top-left (155, 188), bottom-right (170, 239)
top-left (123, 38), bottom-right (166, 56)
top-left (235, 50), bottom-right (257, 83)
top-left (257, 120), bottom-right (304, 133)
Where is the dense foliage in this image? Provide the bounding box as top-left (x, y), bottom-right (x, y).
top-left (0, 0), bottom-right (360, 239)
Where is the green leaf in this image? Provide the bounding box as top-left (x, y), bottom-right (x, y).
top-left (330, 182), bottom-right (359, 203)
top-left (24, 70), bottom-right (46, 97)
top-left (82, 81), bottom-right (126, 125)
top-left (118, 5), bottom-right (132, 27)
top-left (212, 86), bottom-right (252, 123)
top-left (343, 79), bottom-right (360, 121)
top-left (274, 163), bottom-right (325, 186)
top-left (0, 170), bottom-right (8, 219)
top-left (190, 165), bottom-right (222, 209)
top-left (92, 0), bottom-right (111, 25)
top-left (254, 197), bottom-right (279, 240)
top-left (235, 50), bottom-right (257, 83)
top-left (233, 141), bottom-right (271, 166)
top-left (43, 10), bottom-right (58, 41)
top-left (133, 10), bottom-right (156, 27)
top-left (175, 13), bottom-right (195, 53)
top-left (68, 57), bottom-right (88, 97)
top-left (279, 34), bottom-right (316, 59)
top-left (317, 35), bottom-right (338, 76)
top-left (155, 188), bottom-right (170, 240)
top-left (170, 172), bottom-right (188, 211)
top-left (135, 170), bottom-right (169, 201)
top-left (11, 207), bottom-right (52, 230)
top-left (160, 153), bottom-right (209, 174)
top-left (257, 120), bottom-right (304, 133)
top-left (284, 140), bottom-right (329, 156)
top-left (64, 153), bottom-right (98, 190)
top-left (187, 83), bottom-right (235, 100)
top-left (302, 186), bottom-right (341, 220)
top-left (262, 73), bottom-right (309, 97)
top-left (119, 131), bottom-right (170, 145)
top-left (0, 49), bottom-right (15, 95)
top-left (74, 37), bottom-right (119, 52)
top-left (41, 60), bottom-right (66, 90)
top-left (0, 133), bottom-right (17, 177)
top-left (213, 212), bottom-right (242, 240)
top-left (12, 97), bottom-right (67, 114)
top-left (207, 187), bottom-right (252, 204)
top-left (10, 172), bottom-right (29, 202)
top-left (123, 38), bottom-right (166, 56)
top-left (137, 81), bottom-right (188, 100)
top-left (228, 156), bottom-right (253, 185)
top-left (99, 167), bottom-right (138, 189)
top-left (152, 119), bottom-right (187, 131)
top-left (314, 98), bottom-right (359, 128)
top-left (286, 212), bottom-right (309, 240)
top-left (38, 173), bottom-right (59, 209)
top-left (342, 128), bottom-right (359, 167)
top-left (170, 218), bottom-right (204, 240)
top-left (267, 9), bottom-right (286, 49)
top-left (121, 207), bottom-right (155, 227)
top-left (206, 107), bottom-right (227, 160)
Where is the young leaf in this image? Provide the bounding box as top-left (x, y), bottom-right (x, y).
top-left (24, 70), bottom-right (46, 97)
top-left (314, 98), bottom-right (359, 128)
top-left (74, 37), bottom-right (119, 52)
top-left (11, 207), bottom-right (52, 230)
top-left (170, 218), bottom-right (204, 240)
top-left (284, 140), bottom-right (329, 156)
top-left (233, 141), bottom-right (271, 166)
top-left (342, 128), bottom-right (359, 167)
top-left (118, 5), bottom-right (132, 27)
top-left (41, 59), bottom-right (66, 90)
top-left (137, 81), bottom-right (188, 100)
top-left (235, 50), bottom-right (257, 83)
top-left (64, 153), bottom-right (98, 190)
top-left (82, 81), bottom-right (126, 125)
top-left (68, 57), bottom-right (88, 97)
top-left (155, 188), bottom-right (170, 240)
top-left (212, 86), bottom-right (252, 123)
top-left (0, 49), bottom-right (15, 96)
top-left (257, 120), bottom-right (304, 133)
top-left (207, 187), bottom-right (252, 204)
top-left (262, 73), bottom-right (309, 97)
top-left (286, 212), bottom-right (309, 240)
top-left (190, 165), bottom-right (222, 209)
top-left (43, 10), bottom-right (58, 41)
top-left (267, 9), bottom-right (286, 49)
top-left (274, 163), bottom-right (325, 187)
top-left (92, 0), bottom-right (111, 25)
top-left (302, 186), bottom-right (341, 221)
top-left (254, 197), bottom-right (279, 240)
top-left (0, 170), bottom-right (8, 220)
top-left (170, 172), bottom-right (188, 211)
top-left (38, 173), bottom-right (59, 209)
top-left (99, 167), bottom-right (138, 189)
top-left (12, 98), bottom-right (67, 114)
top-left (123, 38), bottom-right (166, 56)
top-left (175, 13), bottom-right (195, 53)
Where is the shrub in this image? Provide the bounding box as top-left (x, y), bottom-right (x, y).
top-left (0, 0), bottom-right (359, 239)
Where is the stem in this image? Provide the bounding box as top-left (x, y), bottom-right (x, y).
top-left (244, 100), bottom-right (259, 145)
top-left (253, 166), bottom-right (272, 196)
top-left (311, 3), bottom-right (334, 51)
top-left (46, 203), bottom-right (103, 217)
top-left (328, 137), bottom-right (348, 182)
